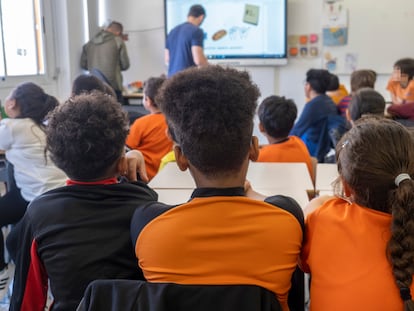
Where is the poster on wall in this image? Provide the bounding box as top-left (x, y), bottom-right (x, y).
top-left (322, 3), bottom-right (348, 46)
top-left (288, 33), bottom-right (320, 59)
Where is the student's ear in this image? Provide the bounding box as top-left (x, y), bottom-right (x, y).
top-left (116, 155), bottom-right (128, 176)
top-left (341, 177), bottom-right (353, 198)
top-left (249, 136), bottom-right (259, 162)
top-left (345, 109), bottom-right (355, 127)
top-left (174, 145), bottom-right (189, 171)
top-left (258, 122), bottom-right (265, 134)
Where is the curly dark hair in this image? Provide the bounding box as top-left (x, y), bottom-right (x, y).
top-left (306, 69), bottom-right (331, 94)
top-left (10, 82), bottom-right (59, 126)
top-left (258, 95), bottom-right (297, 139)
top-left (157, 65), bottom-right (260, 177)
top-left (46, 91), bottom-right (129, 180)
top-left (336, 118), bottom-right (414, 309)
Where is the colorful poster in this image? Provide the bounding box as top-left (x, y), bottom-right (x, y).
top-left (322, 3), bottom-right (348, 46)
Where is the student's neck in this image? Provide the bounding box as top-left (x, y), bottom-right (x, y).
top-left (267, 136), bottom-right (289, 144)
top-left (308, 90), bottom-right (322, 100)
top-left (189, 163), bottom-right (248, 189)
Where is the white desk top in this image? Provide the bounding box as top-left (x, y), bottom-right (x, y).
top-left (155, 187), bottom-right (310, 210)
top-left (315, 163), bottom-right (338, 191)
top-left (150, 162), bottom-right (314, 191)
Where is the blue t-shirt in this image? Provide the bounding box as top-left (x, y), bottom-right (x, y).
top-left (166, 22), bottom-right (204, 77)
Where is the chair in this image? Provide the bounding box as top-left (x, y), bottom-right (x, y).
top-left (76, 280), bottom-right (282, 311)
top-left (90, 68), bottom-right (125, 105)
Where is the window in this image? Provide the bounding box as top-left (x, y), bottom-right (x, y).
top-left (0, 0), bottom-right (45, 77)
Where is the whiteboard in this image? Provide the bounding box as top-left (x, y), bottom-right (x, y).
top-left (323, 0), bottom-right (414, 74)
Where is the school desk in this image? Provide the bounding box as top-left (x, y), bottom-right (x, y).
top-left (315, 163), bottom-right (338, 192)
top-left (154, 187), bottom-right (310, 210)
top-left (149, 162), bottom-right (314, 191)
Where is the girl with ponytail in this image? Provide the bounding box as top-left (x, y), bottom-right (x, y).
top-left (301, 117), bottom-right (414, 310)
top-left (0, 82), bottom-right (67, 299)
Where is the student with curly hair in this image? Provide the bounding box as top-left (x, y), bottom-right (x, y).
top-left (126, 76), bottom-right (173, 180)
top-left (301, 117), bottom-right (414, 310)
top-left (8, 92), bottom-right (158, 311)
top-left (131, 65), bottom-right (304, 311)
top-left (0, 82), bottom-right (67, 299)
top-left (257, 95), bottom-right (314, 180)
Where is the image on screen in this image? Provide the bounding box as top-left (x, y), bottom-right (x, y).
top-left (164, 0), bottom-right (287, 66)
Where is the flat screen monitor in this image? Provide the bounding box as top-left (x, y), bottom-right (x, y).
top-left (164, 0), bottom-right (288, 67)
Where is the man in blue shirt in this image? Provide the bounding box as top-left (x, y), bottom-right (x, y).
top-left (165, 4), bottom-right (208, 77)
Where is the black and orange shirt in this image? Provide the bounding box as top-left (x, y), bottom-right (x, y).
top-left (131, 187), bottom-right (304, 311)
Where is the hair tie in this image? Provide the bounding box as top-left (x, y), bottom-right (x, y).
top-left (395, 173), bottom-right (412, 187)
top-left (400, 287), bottom-right (412, 301)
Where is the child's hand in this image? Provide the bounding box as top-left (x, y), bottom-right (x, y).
top-left (125, 150), bottom-right (149, 183)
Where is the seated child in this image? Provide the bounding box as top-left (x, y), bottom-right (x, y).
top-left (337, 69), bottom-right (377, 117)
top-left (126, 76), bottom-right (173, 180)
top-left (346, 87), bottom-right (385, 125)
top-left (256, 95), bottom-right (314, 180)
top-left (301, 117), bottom-right (414, 310)
top-left (71, 74), bottom-right (116, 97)
top-left (131, 65), bottom-right (304, 311)
top-left (387, 58), bottom-right (414, 105)
top-left (0, 82), bottom-right (67, 298)
top-left (8, 91), bottom-right (158, 311)
top-left (326, 73), bottom-right (349, 105)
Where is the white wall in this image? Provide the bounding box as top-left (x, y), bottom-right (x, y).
top-left (0, 0), bottom-right (397, 114)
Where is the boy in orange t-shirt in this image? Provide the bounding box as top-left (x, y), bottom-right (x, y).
top-left (387, 58), bottom-right (414, 105)
top-left (126, 76), bottom-right (173, 180)
top-left (257, 95), bottom-right (314, 181)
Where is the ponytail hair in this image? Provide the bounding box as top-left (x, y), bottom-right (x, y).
top-left (11, 82), bottom-right (59, 126)
top-left (388, 177), bottom-right (414, 310)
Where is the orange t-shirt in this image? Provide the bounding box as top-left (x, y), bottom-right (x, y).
top-left (301, 197), bottom-right (413, 311)
top-left (125, 113), bottom-right (173, 180)
top-left (257, 136), bottom-right (313, 180)
top-left (134, 194), bottom-right (303, 311)
top-left (386, 79), bottom-right (414, 103)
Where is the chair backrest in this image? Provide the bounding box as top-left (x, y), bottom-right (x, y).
top-left (76, 280), bottom-right (282, 311)
top-left (90, 68), bottom-right (111, 86)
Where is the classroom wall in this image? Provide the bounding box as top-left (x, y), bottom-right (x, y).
top-left (0, 0), bottom-right (404, 127)
top-left (98, 0), bottom-right (396, 109)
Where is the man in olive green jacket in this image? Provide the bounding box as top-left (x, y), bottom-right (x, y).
top-left (81, 21), bottom-right (130, 103)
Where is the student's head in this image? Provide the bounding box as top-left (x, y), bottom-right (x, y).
top-left (187, 4), bottom-right (206, 25)
top-left (5, 82), bottom-right (59, 125)
top-left (350, 69), bottom-right (377, 93)
top-left (188, 4), bottom-right (206, 18)
top-left (347, 88), bottom-right (385, 122)
top-left (305, 69), bottom-right (331, 95)
top-left (393, 58), bottom-right (414, 83)
top-left (143, 76), bottom-right (166, 109)
top-left (71, 74), bottom-right (116, 98)
top-left (157, 65), bottom-right (260, 177)
top-left (46, 91), bottom-right (129, 181)
top-left (336, 118), bottom-right (414, 308)
top-left (258, 95), bottom-right (297, 139)
top-left (107, 21), bottom-right (123, 36)
top-left (327, 73), bottom-right (340, 92)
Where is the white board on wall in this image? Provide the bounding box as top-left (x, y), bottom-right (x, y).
top-left (323, 0), bottom-right (414, 74)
